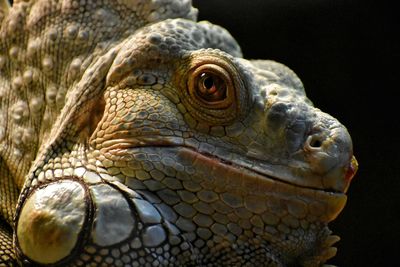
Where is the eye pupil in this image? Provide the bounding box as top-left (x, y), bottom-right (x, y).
top-left (203, 75), bottom-right (214, 90)
top-left (197, 72), bottom-right (226, 102)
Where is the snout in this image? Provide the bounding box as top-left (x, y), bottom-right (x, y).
top-left (264, 99), bottom-right (357, 193)
top-left (303, 121), bottom-right (358, 192)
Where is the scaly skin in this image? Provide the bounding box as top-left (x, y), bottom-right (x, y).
top-left (0, 0), bottom-right (357, 266)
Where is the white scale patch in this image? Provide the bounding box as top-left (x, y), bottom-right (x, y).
top-left (90, 184), bottom-right (135, 246)
top-left (132, 198), bottom-right (162, 224)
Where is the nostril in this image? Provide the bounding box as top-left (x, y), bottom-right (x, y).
top-left (305, 134), bottom-right (324, 150)
top-left (310, 137), bottom-right (322, 148)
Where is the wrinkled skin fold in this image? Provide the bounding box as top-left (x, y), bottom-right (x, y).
top-left (0, 0), bottom-right (357, 266)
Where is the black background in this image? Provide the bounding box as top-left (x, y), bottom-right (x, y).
top-left (192, 0), bottom-right (399, 266)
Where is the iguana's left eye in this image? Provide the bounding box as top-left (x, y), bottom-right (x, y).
top-left (196, 72), bottom-right (227, 102)
top-left (179, 55), bottom-right (249, 126)
top-left (188, 64), bottom-right (233, 108)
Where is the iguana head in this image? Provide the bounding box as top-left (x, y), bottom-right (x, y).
top-left (1, 0), bottom-right (357, 266)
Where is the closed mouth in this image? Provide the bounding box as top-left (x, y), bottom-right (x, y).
top-left (101, 135), bottom-right (347, 222)
top-left (100, 134), bottom-right (347, 195)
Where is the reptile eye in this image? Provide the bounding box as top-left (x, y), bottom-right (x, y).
top-left (196, 72), bottom-right (226, 102)
top-left (182, 57), bottom-right (247, 126)
top-left (188, 63), bottom-right (233, 108)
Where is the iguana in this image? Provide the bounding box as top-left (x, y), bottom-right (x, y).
top-left (0, 0), bottom-right (357, 266)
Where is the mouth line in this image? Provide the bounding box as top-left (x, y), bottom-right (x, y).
top-left (102, 138), bottom-right (344, 196)
top-left (193, 148), bottom-right (343, 195)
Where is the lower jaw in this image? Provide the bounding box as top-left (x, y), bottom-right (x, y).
top-left (103, 143), bottom-right (348, 223)
top-left (176, 146), bottom-right (347, 223)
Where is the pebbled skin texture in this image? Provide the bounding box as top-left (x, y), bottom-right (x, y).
top-left (0, 0), bottom-right (358, 266)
